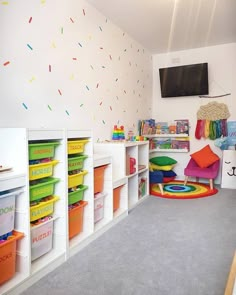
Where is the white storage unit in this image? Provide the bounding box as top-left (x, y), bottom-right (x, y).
top-left (0, 128), bottom-right (29, 295)
top-left (67, 130), bottom-right (94, 257)
top-left (94, 141), bottom-right (149, 210)
top-left (221, 150), bottom-right (236, 189)
top-left (0, 130), bottom-right (146, 295)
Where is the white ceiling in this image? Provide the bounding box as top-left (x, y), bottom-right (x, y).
top-left (86, 0), bottom-right (236, 54)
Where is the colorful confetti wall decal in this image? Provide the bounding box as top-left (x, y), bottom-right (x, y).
top-left (0, 1), bottom-right (152, 142)
top-left (3, 61), bottom-right (10, 66)
top-left (22, 103), bottom-right (28, 110)
top-left (27, 44), bottom-right (33, 50)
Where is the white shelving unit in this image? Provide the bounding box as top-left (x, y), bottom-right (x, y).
top-left (0, 128), bottom-right (29, 295)
top-left (66, 130), bottom-right (94, 258)
top-left (94, 141), bottom-right (149, 210)
top-left (0, 130), bottom-right (146, 295)
top-left (28, 129), bottom-right (67, 275)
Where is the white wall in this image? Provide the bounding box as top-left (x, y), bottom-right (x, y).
top-left (0, 0), bottom-right (152, 142)
top-left (152, 43), bottom-right (236, 182)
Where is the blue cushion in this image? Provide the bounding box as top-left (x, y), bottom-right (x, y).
top-left (149, 171), bottom-right (163, 184)
top-left (160, 170), bottom-right (177, 177)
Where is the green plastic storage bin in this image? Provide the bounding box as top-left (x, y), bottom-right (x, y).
top-left (68, 155), bottom-right (88, 172)
top-left (68, 185), bottom-right (88, 205)
top-left (30, 177), bottom-right (60, 202)
top-left (28, 142), bottom-right (60, 160)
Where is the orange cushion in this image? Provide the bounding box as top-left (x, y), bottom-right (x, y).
top-left (190, 145), bottom-right (219, 168)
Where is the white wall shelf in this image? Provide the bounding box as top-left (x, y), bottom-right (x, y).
top-left (145, 134), bottom-right (189, 138)
top-left (146, 133), bottom-right (190, 154)
top-left (149, 148), bottom-right (189, 153)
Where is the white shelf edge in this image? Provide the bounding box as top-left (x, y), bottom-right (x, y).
top-left (149, 149), bottom-right (189, 153)
top-left (144, 134), bottom-right (189, 138)
top-left (93, 154), bottom-right (111, 167)
top-left (113, 177), bottom-right (127, 189)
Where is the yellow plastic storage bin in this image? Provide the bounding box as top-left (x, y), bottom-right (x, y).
top-left (30, 196), bottom-right (59, 222)
top-left (67, 139), bottom-right (89, 155)
top-left (29, 160), bottom-right (59, 181)
top-left (68, 170), bottom-right (88, 188)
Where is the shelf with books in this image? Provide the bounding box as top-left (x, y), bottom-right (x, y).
top-left (145, 134), bottom-right (190, 153)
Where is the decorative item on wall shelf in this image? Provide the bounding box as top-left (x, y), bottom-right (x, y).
top-left (195, 101), bottom-right (230, 140)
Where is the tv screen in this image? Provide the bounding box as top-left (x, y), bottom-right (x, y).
top-left (159, 63), bottom-right (209, 97)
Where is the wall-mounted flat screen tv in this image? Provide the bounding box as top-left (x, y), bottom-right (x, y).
top-left (159, 63), bottom-right (209, 97)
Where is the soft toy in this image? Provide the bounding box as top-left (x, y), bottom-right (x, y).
top-left (214, 136), bottom-right (229, 150)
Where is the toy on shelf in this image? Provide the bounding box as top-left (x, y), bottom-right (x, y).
top-left (112, 125), bottom-right (125, 141)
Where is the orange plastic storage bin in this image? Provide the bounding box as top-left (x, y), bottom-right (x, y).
top-left (94, 165), bottom-right (108, 194)
top-left (0, 231), bottom-right (24, 285)
top-left (68, 201), bottom-right (88, 240)
top-left (113, 185), bottom-right (123, 212)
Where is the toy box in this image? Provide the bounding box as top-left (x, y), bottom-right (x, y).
top-left (113, 185), bottom-right (123, 212)
top-left (29, 160), bottom-right (59, 181)
top-left (68, 170), bottom-right (88, 189)
top-left (94, 192), bottom-right (107, 223)
top-left (68, 201), bottom-right (88, 239)
top-left (31, 219), bottom-right (54, 261)
top-left (29, 177), bottom-right (60, 202)
top-left (0, 190), bottom-right (16, 237)
top-left (68, 155), bottom-right (88, 171)
top-left (30, 196), bottom-right (59, 222)
top-left (28, 142), bottom-right (60, 160)
top-left (94, 165), bottom-right (108, 194)
top-left (0, 231), bottom-right (24, 285)
top-left (68, 185), bottom-right (88, 205)
top-left (67, 139), bottom-right (89, 155)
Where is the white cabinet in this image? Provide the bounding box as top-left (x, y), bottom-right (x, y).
top-left (0, 129), bottom-right (29, 295)
top-left (0, 128), bottom-right (94, 294)
top-left (0, 130), bottom-right (148, 295)
top-left (221, 150), bottom-right (236, 189)
top-left (66, 130), bottom-right (94, 257)
top-left (94, 141), bottom-right (149, 210)
top-left (146, 134), bottom-right (190, 153)
top-left (28, 129), bottom-right (67, 274)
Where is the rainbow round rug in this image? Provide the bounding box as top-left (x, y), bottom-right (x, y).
top-left (150, 180), bottom-right (218, 199)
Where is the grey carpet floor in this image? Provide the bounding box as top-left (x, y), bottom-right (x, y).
top-left (21, 187), bottom-right (236, 295)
